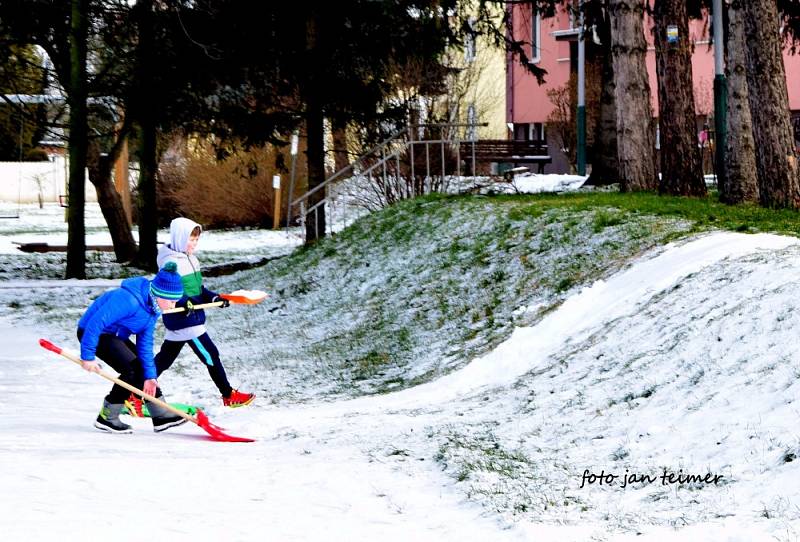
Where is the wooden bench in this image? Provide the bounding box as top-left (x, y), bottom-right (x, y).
top-left (459, 139), bottom-right (552, 174)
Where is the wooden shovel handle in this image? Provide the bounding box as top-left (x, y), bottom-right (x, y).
top-left (38, 339), bottom-right (196, 424)
top-left (161, 301), bottom-right (224, 315)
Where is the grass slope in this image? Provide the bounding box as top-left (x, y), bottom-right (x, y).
top-left (222, 193), bottom-right (702, 399)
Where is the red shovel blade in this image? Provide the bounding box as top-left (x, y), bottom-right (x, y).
top-left (195, 409), bottom-right (255, 443)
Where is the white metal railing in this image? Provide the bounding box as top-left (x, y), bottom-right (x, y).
top-left (289, 122), bottom-right (488, 241)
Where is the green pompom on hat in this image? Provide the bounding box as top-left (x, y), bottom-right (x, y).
top-left (150, 261), bottom-right (184, 300)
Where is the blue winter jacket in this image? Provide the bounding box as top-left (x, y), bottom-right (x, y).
top-left (77, 277), bottom-right (160, 380)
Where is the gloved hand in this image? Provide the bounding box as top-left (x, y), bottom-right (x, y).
top-left (182, 300), bottom-right (195, 317)
top-left (213, 295), bottom-right (230, 308)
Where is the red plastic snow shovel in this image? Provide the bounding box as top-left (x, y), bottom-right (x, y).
top-left (219, 289), bottom-right (268, 304)
top-left (39, 339), bottom-right (255, 443)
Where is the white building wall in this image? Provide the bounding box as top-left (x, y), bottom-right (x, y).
top-left (0, 157), bottom-right (96, 203)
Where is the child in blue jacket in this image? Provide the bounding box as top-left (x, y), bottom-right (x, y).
top-left (77, 262), bottom-right (187, 434)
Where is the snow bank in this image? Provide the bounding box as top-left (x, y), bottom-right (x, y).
top-left (513, 173), bottom-right (587, 194)
top-left (385, 232), bottom-right (798, 405)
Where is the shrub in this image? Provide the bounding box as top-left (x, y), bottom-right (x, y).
top-left (159, 137), bottom-right (307, 229)
top-left (24, 147), bottom-right (50, 161)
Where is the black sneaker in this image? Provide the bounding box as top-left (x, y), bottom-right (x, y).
top-left (94, 415), bottom-right (133, 434)
top-left (152, 415), bottom-right (188, 433)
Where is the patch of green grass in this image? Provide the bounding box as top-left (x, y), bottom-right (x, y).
top-left (592, 209), bottom-right (625, 232)
top-left (492, 191), bottom-right (800, 237)
top-left (433, 426), bottom-right (582, 517)
top-left (355, 350), bottom-right (391, 379)
top-left (554, 276), bottom-right (575, 293)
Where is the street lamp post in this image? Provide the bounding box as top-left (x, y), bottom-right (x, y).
top-left (577, 2), bottom-right (586, 176)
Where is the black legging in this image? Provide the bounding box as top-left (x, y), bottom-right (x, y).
top-left (155, 333), bottom-right (233, 397)
top-left (77, 328), bottom-right (158, 404)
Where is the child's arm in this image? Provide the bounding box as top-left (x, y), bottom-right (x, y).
top-left (135, 318), bottom-right (159, 381)
top-left (80, 292), bottom-right (135, 362)
top-left (198, 285), bottom-right (222, 304)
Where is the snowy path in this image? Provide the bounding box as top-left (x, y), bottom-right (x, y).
top-left (0, 319), bottom-right (534, 541)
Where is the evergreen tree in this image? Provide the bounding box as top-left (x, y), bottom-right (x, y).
top-left (194, 2), bottom-right (459, 243)
top-left (0, 0), bottom-right (139, 273)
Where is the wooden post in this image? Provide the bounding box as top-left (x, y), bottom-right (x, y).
top-left (272, 174), bottom-right (281, 229)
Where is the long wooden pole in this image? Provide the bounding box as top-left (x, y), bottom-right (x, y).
top-left (39, 339), bottom-right (193, 421)
top-left (273, 174), bottom-right (281, 229)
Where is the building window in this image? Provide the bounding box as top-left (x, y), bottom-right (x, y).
top-left (530, 4), bottom-right (541, 64)
top-left (530, 122), bottom-right (545, 142)
top-left (513, 123), bottom-right (545, 142)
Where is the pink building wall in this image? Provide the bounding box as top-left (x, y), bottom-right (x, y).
top-left (508, 5), bottom-right (800, 126)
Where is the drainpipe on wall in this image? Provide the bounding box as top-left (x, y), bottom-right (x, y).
top-left (712, 0), bottom-right (726, 185)
top-left (506, 2), bottom-right (514, 139)
top-left (576, 1), bottom-right (586, 175)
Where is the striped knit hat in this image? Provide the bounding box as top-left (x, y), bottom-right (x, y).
top-left (150, 262), bottom-right (184, 300)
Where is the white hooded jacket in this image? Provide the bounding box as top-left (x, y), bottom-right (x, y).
top-left (157, 217), bottom-right (209, 341)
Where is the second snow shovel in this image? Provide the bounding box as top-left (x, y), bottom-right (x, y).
top-left (219, 289), bottom-right (268, 304)
top-left (162, 289), bottom-right (269, 314)
top-left (38, 339), bottom-right (255, 443)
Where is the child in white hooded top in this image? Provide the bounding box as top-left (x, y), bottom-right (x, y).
top-left (149, 217), bottom-right (255, 408)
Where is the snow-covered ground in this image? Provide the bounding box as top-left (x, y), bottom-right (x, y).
top-left (512, 173), bottom-right (588, 194)
top-left (4, 199), bottom-right (800, 540)
top-left (0, 203), bottom-right (300, 280)
top-left (0, 317), bottom-right (521, 541)
top-left (0, 202), bottom-right (301, 256)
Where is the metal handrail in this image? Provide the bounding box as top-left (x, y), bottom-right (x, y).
top-left (290, 122), bottom-right (489, 240)
top-left (290, 125), bottom-right (408, 208)
top-left (290, 123), bottom-right (487, 209)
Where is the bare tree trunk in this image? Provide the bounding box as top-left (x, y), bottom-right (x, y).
top-left (137, 120), bottom-right (159, 270)
top-left (134, 0), bottom-right (158, 270)
top-left (304, 13), bottom-right (326, 243)
top-left (66, 0), bottom-right (87, 279)
top-left (86, 138), bottom-right (138, 262)
top-left (721, 0), bottom-right (758, 204)
top-left (609, 0), bottom-right (657, 191)
top-left (331, 119), bottom-right (350, 174)
top-left (305, 95), bottom-right (326, 243)
top-left (653, 0), bottom-right (705, 196)
top-left (586, 4), bottom-right (619, 185)
top-left (742, 0), bottom-right (800, 208)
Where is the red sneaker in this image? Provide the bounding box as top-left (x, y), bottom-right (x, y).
top-left (222, 389), bottom-right (255, 408)
top-left (124, 393), bottom-right (145, 417)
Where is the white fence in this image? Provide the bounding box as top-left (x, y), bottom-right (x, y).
top-left (0, 157), bottom-right (97, 203)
